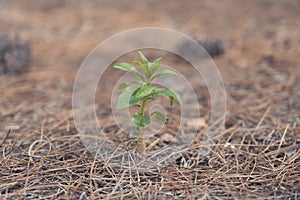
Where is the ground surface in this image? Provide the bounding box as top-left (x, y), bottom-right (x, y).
top-left (0, 0), bottom-right (299, 199)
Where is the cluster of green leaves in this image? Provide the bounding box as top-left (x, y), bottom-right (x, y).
top-left (113, 51), bottom-right (183, 131)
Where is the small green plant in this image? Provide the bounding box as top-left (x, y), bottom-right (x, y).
top-left (113, 51), bottom-right (183, 153)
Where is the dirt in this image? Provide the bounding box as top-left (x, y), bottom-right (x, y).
top-left (0, 0), bottom-right (299, 199)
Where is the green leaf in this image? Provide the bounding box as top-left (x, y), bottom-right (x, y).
top-left (118, 81), bottom-right (142, 89)
top-left (138, 64), bottom-right (150, 79)
top-left (134, 60), bottom-right (150, 80)
top-left (149, 62), bottom-right (162, 77)
top-left (138, 51), bottom-right (148, 64)
top-left (113, 62), bottom-right (144, 81)
top-left (152, 87), bottom-right (183, 105)
top-left (133, 61), bottom-right (142, 66)
top-left (118, 82), bottom-right (128, 89)
top-left (151, 111), bottom-right (168, 124)
top-left (113, 62), bottom-right (136, 71)
top-left (134, 84), bottom-right (154, 100)
top-left (128, 87), bottom-right (140, 105)
top-left (117, 87), bottom-right (139, 109)
top-left (164, 88), bottom-right (183, 105)
top-left (153, 57), bottom-right (162, 64)
top-left (136, 51), bottom-right (150, 79)
top-left (131, 112), bottom-right (151, 128)
top-left (169, 96), bottom-right (174, 106)
top-left (148, 57), bottom-right (162, 75)
top-left (151, 69), bottom-right (178, 81)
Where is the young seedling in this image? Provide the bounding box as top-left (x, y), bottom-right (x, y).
top-left (113, 51), bottom-right (183, 153)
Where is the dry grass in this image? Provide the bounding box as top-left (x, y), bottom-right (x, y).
top-left (0, 126), bottom-right (299, 199)
top-left (0, 56), bottom-right (299, 199)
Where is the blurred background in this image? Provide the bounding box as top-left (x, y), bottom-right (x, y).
top-left (1, 0), bottom-right (299, 70)
top-left (1, 0), bottom-right (299, 129)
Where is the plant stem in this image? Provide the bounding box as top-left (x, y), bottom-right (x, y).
top-left (138, 127), bottom-right (145, 154)
top-left (141, 99), bottom-right (147, 116)
top-left (139, 99), bottom-right (147, 153)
